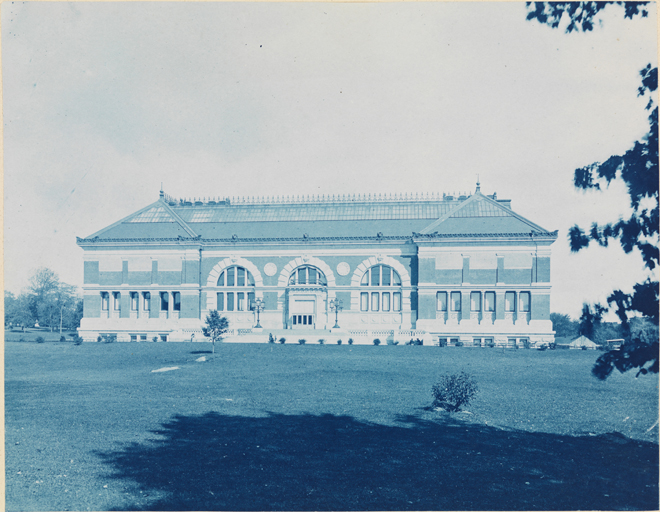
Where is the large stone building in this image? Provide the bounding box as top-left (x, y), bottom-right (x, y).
top-left (76, 185), bottom-right (557, 346)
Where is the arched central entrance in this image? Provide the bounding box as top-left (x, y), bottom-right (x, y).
top-left (286, 265), bottom-right (327, 329)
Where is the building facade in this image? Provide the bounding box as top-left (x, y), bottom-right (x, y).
top-left (76, 186), bottom-right (557, 346)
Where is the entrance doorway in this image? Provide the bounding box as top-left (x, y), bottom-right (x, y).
top-left (292, 314), bottom-right (314, 328)
top-left (290, 297), bottom-right (316, 329)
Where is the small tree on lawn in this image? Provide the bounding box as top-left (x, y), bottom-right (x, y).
top-left (202, 310), bottom-right (229, 354)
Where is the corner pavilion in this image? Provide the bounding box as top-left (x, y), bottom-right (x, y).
top-left (76, 185), bottom-right (557, 346)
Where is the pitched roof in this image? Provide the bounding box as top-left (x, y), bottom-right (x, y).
top-left (78, 190), bottom-right (556, 243)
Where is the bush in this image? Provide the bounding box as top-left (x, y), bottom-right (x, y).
top-left (318, 338), bottom-right (325, 345)
top-left (36, 336), bottom-right (45, 344)
top-left (97, 335), bottom-right (103, 343)
top-left (373, 338), bottom-right (381, 346)
top-left (60, 335), bottom-right (67, 342)
top-left (432, 372), bottom-right (479, 412)
top-left (387, 339), bottom-right (399, 345)
top-left (548, 342), bottom-right (556, 350)
top-left (268, 333), bottom-right (275, 344)
top-left (337, 339), bottom-right (342, 345)
top-left (486, 339), bottom-right (495, 348)
top-left (406, 338), bottom-right (423, 346)
top-left (153, 336), bottom-right (159, 343)
top-left (348, 338), bottom-right (354, 345)
top-left (279, 337), bottom-right (286, 344)
top-left (454, 340), bottom-right (464, 347)
top-left (73, 335), bottom-right (83, 346)
top-left (298, 339), bottom-right (306, 345)
top-left (19, 337), bottom-right (25, 343)
top-left (521, 339), bottom-right (531, 349)
top-left (103, 335), bottom-right (117, 343)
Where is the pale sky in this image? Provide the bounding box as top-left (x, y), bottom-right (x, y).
top-left (2, 1), bottom-right (657, 320)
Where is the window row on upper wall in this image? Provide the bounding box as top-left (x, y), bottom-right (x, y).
top-left (100, 291), bottom-right (181, 311)
top-left (436, 291), bottom-right (531, 312)
top-left (216, 292), bottom-right (255, 312)
top-left (360, 292), bottom-right (402, 312)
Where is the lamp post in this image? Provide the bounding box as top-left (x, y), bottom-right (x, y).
top-left (252, 298), bottom-right (265, 328)
top-left (329, 298), bottom-right (343, 329)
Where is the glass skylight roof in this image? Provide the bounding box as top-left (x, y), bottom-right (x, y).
top-left (127, 207), bottom-right (176, 223)
top-left (450, 199), bottom-right (509, 218)
top-left (175, 202), bottom-right (457, 223)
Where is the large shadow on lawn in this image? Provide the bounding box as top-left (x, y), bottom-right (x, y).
top-left (99, 412), bottom-right (658, 511)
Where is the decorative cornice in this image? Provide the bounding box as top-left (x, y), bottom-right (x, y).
top-left (77, 230), bottom-right (558, 245)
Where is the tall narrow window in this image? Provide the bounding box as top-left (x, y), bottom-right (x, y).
top-left (217, 292), bottom-right (224, 311)
top-left (237, 292), bottom-right (245, 311)
top-left (382, 292), bottom-right (391, 312)
top-left (226, 267), bottom-right (235, 287)
top-left (131, 292), bottom-right (139, 311)
top-left (437, 292), bottom-right (448, 311)
top-left (519, 292), bottom-right (531, 312)
top-left (173, 292), bottom-right (181, 312)
top-left (237, 267), bottom-right (245, 287)
top-left (143, 292), bottom-right (150, 311)
top-left (371, 292), bottom-right (380, 311)
top-left (370, 266), bottom-right (381, 286)
top-left (160, 292), bottom-right (169, 311)
top-left (360, 292), bottom-right (369, 312)
top-left (226, 292), bottom-right (235, 311)
top-left (470, 292), bottom-right (481, 312)
top-left (450, 292), bottom-right (461, 311)
top-left (505, 291), bottom-right (516, 312)
top-left (113, 292), bottom-right (121, 311)
top-left (393, 292), bottom-right (401, 312)
top-left (484, 291), bottom-right (496, 312)
top-left (101, 292), bottom-right (109, 311)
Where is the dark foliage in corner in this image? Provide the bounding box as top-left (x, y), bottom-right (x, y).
top-left (432, 372), bottom-right (479, 412)
top-left (528, 3), bottom-right (658, 379)
top-left (526, 2), bottom-right (649, 33)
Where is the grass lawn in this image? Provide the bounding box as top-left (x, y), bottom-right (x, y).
top-left (5, 341), bottom-right (659, 511)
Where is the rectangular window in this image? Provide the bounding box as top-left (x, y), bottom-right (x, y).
top-left (470, 292), bottom-right (481, 312)
top-left (101, 292), bottom-right (109, 310)
top-left (302, 315), bottom-right (307, 325)
top-left (237, 267), bottom-right (245, 287)
top-left (292, 315), bottom-right (297, 325)
top-left (371, 292), bottom-right (380, 311)
top-left (382, 292), bottom-right (391, 312)
top-left (143, 292), bottom-right (150, 311)
top-left (298, 268), bottom-right (306, 285)
top-left (173, 292), bottom-right (181, 311)
top-left (371, 266), bottom-right (380, 286)
top-left (113, 292), bottom-right (121, 310)
top-left (505, 291), bottom-right (516, 312)
top-left (217, 293), bottom-right (224, 311)
top-left (437, 292), bottom-right (448, 311)
top-left (227, 267), bottom-right (235, 287)
top-left (237, 292), bottom-right (245, 311)
top-left (360, 292), bottom-right (369, 312)
top-left (130, 292), bottom-right (138, 311)
top-left (226, 292), bottom-right (234, 311)
top-left (160, 334), bottom-right (168, 342)
top-left (393, 292), bottom-right (401, 312)
top-left (519, 292), bottom-right (531, 312)
top-left (248, 292), bottom-right (255, 310)
top-left (382, 267), bottom-right (391, 286)
top-left (473, 338), bottom-right (482, 346)
top-left (484, 291), bottom-right (496, 312)
top-left (140, 334), bottom-right (147, 341)
top-left (308, 268), bottom-right (317, 284)
top-left (160, 292), bottom-right (169, 311)
top-left (130, 335), bottom-right (137, 342)
top-left (450, 291), bottom-right (461, 311)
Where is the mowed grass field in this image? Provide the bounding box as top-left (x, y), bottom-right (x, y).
top-left (5, 341), bottom-right (659, 511)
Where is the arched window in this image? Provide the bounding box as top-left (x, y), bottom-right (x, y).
top-left (217, 266), bottom-right (255, 287)
top-left (216, 266), bottom-right (255, 312)
top-left (288, 265), bottom-right (327, 286)
top-left (359, 265), bottom-right (402, 312)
